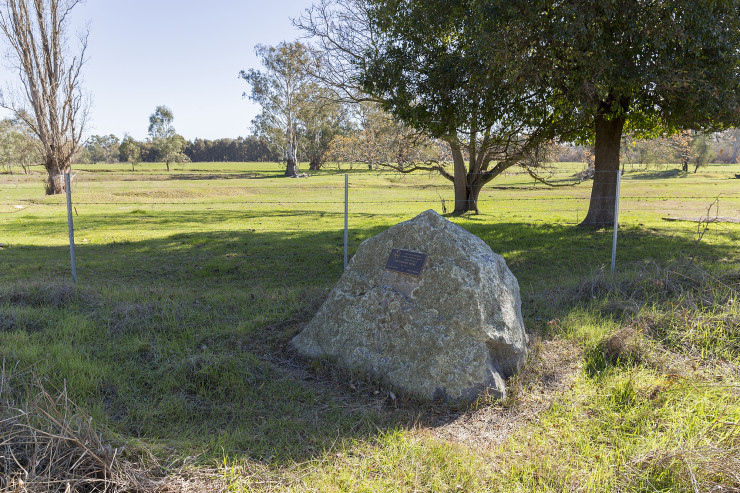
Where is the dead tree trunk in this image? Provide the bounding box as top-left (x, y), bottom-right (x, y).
top-left (730, 140), bottom-right (738, 164)
top-left (45, 158), bottom-right (69, 194)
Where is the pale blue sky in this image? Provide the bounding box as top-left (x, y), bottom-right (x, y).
top-left (1, 0), bottom-right (315, 141)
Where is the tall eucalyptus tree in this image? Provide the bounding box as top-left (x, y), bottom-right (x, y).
top-left (240, 42), bottom-right (314, 177)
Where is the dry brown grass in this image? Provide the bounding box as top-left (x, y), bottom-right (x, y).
top-left (599, 326), bottom-right (647, 366)
top-left (0, 362), bottom-right (226, 493)
top-left (622, 424), bottom-right (740, 492)
top-left (428, 337), bottom-right (583, 451)
top-left (540, 259), bottom-right (739, 313)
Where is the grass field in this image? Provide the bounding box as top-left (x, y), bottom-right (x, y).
top-left (1, 161), bottom-right (739, 491)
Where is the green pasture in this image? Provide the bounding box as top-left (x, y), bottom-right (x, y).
top-left (1, 161), bottom-right (739, 491)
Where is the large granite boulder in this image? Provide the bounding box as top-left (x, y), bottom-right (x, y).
top-left (292, 210), bottom-right (527, 402)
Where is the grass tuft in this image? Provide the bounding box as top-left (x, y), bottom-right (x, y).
top-left (584, 326), bottom-right (649, 377)
top-left (0, 362), bottom-right (229, 492)
top-left (0, 362), bottom-right (152, 491)
top-left (0, 281), bottom-right (83, 309)
top-left (624, 437), bottom-right (740, 492)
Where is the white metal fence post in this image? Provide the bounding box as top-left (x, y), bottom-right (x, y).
top-left (611, 169), bottom-right (622, 275)
top-left (65, 172), bottom-right (77, 284)
top-left (344, 174), bottom-right (349, 270)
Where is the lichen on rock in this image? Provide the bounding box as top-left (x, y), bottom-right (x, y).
top-left (292, 209), bottom-right (527, 402)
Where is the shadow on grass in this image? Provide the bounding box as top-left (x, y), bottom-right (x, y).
top-left (162, 172), bottom-right (286, 180)
top-left (628, 168), bottom-right (686, 180)
top-left (1, 212), bottom-right (738, 464)
top-left (74, 167), bottom-right (386, 182)
top-left (77, 171), bottom-right (287, 181)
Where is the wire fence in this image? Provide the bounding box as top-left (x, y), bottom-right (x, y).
top-left (1, 166), bottom-right (738, 285)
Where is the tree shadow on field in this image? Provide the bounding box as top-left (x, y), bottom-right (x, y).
top-left (628, 168), bottom-right (686, 180)
top-left (162, 172), bottom-right (286, 180)
top-left (75, 170), bottom-right (288, 181)
top-left (1, 211), bottom-right (738, 464)
top-left (462, 220), bottom-right (738, 286)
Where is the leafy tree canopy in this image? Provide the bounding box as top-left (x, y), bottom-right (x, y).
top-left (302, 0), bottom-right (556, 213)
top-left (85, 134), bottom-right (119, 163)
top-left (147, 106), bottom-right (186, 171)
top-left (356, 0), bottom-right (740, 222)
top-left (511, 0), bottom-right (740, 225)
top-left (362, 0), bottom-right (547, 140)
top-left (118, 134), bottom-right (141, 170)
top-left (516, 0), bottom-right (740, 140)
top-left (0, 117), bottom-right (40, 173)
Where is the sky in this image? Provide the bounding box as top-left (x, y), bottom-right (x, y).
top-left (1, 0), bottom-right (316, 141)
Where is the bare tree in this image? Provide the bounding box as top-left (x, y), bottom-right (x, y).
top-left (719, 128), bottom-right (739, 164)
top-left (294, 0), bottom-right (376, 105)
top-left (0, 0), bottom-right (88, 194)
top-left (328, 102), bottom-right (447, 171)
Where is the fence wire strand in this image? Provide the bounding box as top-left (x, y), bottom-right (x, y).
top-left (1, 167), bottom-right (739, 280)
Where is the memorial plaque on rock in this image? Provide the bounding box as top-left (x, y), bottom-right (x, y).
top-left (384, 249), bottom-right (427, 277)
top-left (291, 209), bottom-right (527, 403)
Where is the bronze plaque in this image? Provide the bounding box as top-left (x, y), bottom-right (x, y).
top-left (384, 249), bottom-right (427, 277)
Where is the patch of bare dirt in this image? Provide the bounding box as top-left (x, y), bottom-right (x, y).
top-left (251, 289), bottom-right (587, 453)
top-left (425, 336), bottom-right (583, 451)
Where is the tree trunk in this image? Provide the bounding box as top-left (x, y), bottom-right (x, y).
top-left (450, 182), bottom-right (482, 214)
top-left (454, 183), bottom-right (481, 214)
top-left (580, 113), bottom-right (625, 227)
top-left (448, 142), bottom-right (491, 214)
top-left (45, 163), bottom-right (69, 195)
top-left (451, 144), bottom-right (470, 214)
top-left (467, 179), bottom-right (485, 214)
top-left (730, 141), bottom-right (738, 164)
top-left (285, 157), bottom-right (299, 177)
top-left (308, 158), bottom-right (322, 171)
top-left (165, 160), bottom-right (170, 172)
top-left (285, 133), bottom-right (299, 177)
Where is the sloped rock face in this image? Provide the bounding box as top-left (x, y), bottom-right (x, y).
top-left (292, 210), bottom-right (527, 402)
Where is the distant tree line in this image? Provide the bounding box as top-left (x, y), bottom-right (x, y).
top-left (73, 134), bottom-right (280, 165)
top-left (183, 136), bottom-right (279, 162)
top-left (3, 116), bottom-right (738, 175)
